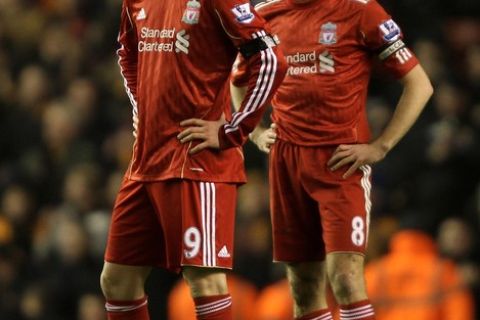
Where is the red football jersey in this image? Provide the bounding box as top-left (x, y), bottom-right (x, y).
top-left (232, 0), bottom-right (419, 146)
top-left (118, 0), bottom-right (286, 182)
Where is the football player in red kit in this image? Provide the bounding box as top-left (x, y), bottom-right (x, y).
top-left (100, 0), bottom-right (286, 319)
top-left (231, 0), bottom-right (433, 319)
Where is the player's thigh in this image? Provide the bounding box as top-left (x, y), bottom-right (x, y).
top-left (105, 177), bottom-right (166, 267)
top-left (303, 155), bottom-right (372, 255)
top-left (147, 180), bottom-right (237, 271)
top-left (269, 140), bottom-right (326, 262)
top-left (100, 261), bottom-right (152, 300)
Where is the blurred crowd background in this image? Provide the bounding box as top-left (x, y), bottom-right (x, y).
top-left (0, 0), bottom-right (479, 319)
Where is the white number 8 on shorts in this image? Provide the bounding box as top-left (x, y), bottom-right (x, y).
top-left (351, 216), bottom-right (365, 246)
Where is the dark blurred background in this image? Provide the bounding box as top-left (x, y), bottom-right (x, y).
top-left (0, 0), bottom-right (479, 319)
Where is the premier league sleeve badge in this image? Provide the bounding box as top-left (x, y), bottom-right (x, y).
top-left (182, 0), bottom-right (201, 25)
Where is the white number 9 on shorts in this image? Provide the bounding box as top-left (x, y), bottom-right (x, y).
top-left (351, 216), bottom-right (365, 246)
top-left (184, 227), bottom-right (201, 258)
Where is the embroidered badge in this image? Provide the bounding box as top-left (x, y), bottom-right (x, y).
top-left (182, 0), bottom-right (201, 25)
top-left (319, 22), bottom-right (337, 45)
top-left (379, 19), bottom-right (401, 43)
top-left (231, 3), bottom-right (255, 24)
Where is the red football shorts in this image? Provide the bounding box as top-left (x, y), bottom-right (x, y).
top-left (269, 139), bottom-right (372, 262)
top-left (105, 177), bottom-right (237, 272)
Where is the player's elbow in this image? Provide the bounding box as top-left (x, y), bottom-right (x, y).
top-left (422, 78), bottom-right (434, 105)
top-left (426, 79), bottom-right (434, 98)
top-left (421, 75), bottom-right (434, 99)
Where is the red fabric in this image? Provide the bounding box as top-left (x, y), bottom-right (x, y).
top-left (105, 177), bottom-right (237, 272)
top-left (231, 0), bottom-right (418, 147)
top-left (295, 308), bottom-right (332, 320)
top-left (194, 294), bottom-right (233, 320)
top-left (106, 297), bottom-right (150, 320)
top-left (118, 0), bottom-right (286, 183)
top-left (269, 140), bottom-right (371, 262)
top-left (340, 300), bottom-right (375, 320)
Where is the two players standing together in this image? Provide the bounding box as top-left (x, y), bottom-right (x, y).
top-left (100, 0), bottom-right (433, 319)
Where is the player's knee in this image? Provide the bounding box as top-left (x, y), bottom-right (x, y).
top-left (100, 264), bottom-right (148, 300)
top-left (328, 263), bottom-right (366, 301)
top-left (182, 267), bottom-right (228, 297)
top-left (290, 275), bottom-right (321, 307)
top-left (100, 269), bottom-right (120, 299)
top-left (327, 253), bottom-right (366, 300)
top-left (287, 263), bottom-right (325, 308)
top-left (329, 270), bottom-right (360, 299)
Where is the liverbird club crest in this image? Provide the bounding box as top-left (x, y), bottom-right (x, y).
top-left (182, 0), bottom-right (201, 25)
top-left (319, 22), bottom-right (337, 45)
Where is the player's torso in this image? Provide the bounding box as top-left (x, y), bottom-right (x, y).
top-left (128, 0), bottom-right (235, 122)
top-left (126, 0), bottom-right (245, 182)
top-left (258, 0), bottom-right (373, 145)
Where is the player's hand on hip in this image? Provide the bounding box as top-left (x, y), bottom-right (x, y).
top-left (250, 123), bottom-right (277, 154)
top-left (178, 115), bottom-right (227, 154)
top-left (327, 143), bottom-right (386, 179)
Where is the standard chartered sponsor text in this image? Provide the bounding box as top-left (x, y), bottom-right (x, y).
top-left (286, 50), bottom-right (317, 64)
top-left (285, 50), bottom-right (334, 75)
top-left (286, 50), bottom-right (317, 75)
top-left (138, 41), bottom-right (174, 52)
top-left (138, 27), bottom-right (176, 52)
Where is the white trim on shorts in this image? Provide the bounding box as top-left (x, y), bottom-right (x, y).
top-left (200, 182), bottom-right (217, 267)
top-left (359, 165), bottom-right (372, 244)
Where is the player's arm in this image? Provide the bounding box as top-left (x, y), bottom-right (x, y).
top-left (328, 65), bottom-right (433, 178)
top-left (328, 0), bottom-right (433, 178)
top-left (117, 0), bottom-right (139, 137)
top-left (230, 56), bottom-right (277, 153)
top-left (178, 0), bottom-right (287, 154)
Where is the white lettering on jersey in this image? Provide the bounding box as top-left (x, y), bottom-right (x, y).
top-left (141, 27), bottom-right (176, 39)
top-left (138, 27), bottom-right (176, 52)
top-left (285, 50), bottom-right (335, 75)
top-left (137, 27), bottom-right (190, 54)
top-left (231, 3), bottom-right (255, 24)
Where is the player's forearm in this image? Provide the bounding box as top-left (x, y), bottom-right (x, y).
top-left (230, 83), bottom-right (247, 112)
top-left (373, 65), bottom-right (433, 153)
top-left (230, 82), bottom-right (268, 141)
top-left (219, 46), bottom-right (287, 149)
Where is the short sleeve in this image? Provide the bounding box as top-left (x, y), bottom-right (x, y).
top-left (211, 0), bottom-right (270, 46)
top-left (359, 0), bottom-right (418, 78)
